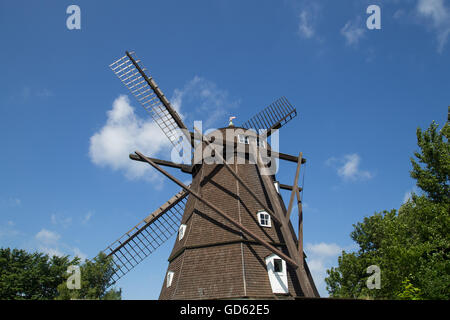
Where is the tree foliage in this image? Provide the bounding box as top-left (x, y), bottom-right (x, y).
top-left (410, 121), bottom-right (449, 203)
top-left (0, 248), bottom-right (76, 299)
top-left (325, 120), bottom-right (450, 300)
top-left (56, 252), bottom-right (121, 300)
top-left (0, 248), bottom-right (121, 300)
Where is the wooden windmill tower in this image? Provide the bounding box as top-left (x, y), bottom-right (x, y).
top-left (104, 51), bottom-right (319, 299)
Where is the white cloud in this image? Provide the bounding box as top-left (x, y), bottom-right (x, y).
top-left (73, 247), bottom-right (87, 261)
top-left (337, 154), bottom-right (373, 180)
top-left (4, 196), bottom-right (21, 207)
top-left (296, 2), bottom-right (323, 41)
top-left (403, 190), bottom-right (412, 204)
top-left (90, 77), bottom-right (238, 181)
top-left (82, 211), bottom-right (93, 224)
top-left (0, 221), bottom-right (20, 239)
top-left (35, 229), bottom-right (61, 245)
top-left (21, 86), bottom-right (31, 100)
top-left (341, 19), bottom-right (365, 46)
top-left (50, 214), bottom-right (72, 228)
top-left (299, 202), bottom-right (319, 214)
top-left (11, 197), bottom-right (21, 206)
top-left (393, 9), bottom-right (405, 20)
top-left (17, 86), bottom-right (53, 101)
top-left (35, 228), bottom-right (87, 259)
top-left (307, 242), bottom-right (342, 257)
top-left (298, 10), bottom-right (315, 39)
top-left (89, 95), bottom-right (170, 181)
top-left (305, 242), bottom-right (347, 297)
top-left (36, 88), bottom-right (54, 97)
top-left (39, 247), bottom-right (64, 258)
top-left (417, 0), bottom-right (450, 52)
top-left (326, 153), bottom-right (373, 181)
top-left (172, 76), bottom-right (240, 128)
top-left (402, 186), bottom-right (419, 204)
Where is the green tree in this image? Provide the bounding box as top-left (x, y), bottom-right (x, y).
top-left (0, 248), bottom-right (121, 300)
top-left (410, 121), bottom-right (449, 203)
top-left (56, 252), bottom-right (121, 300)
top-left (325, 120), bottom-right (450, 299)
top-left (0, 248), bottom-right (75, 299)
top-left (397, 278), bottom-right (422, 300)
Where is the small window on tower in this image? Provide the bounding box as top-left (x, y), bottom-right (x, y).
top-left (273, 259), bottom-right (283, 273)
top-left (238, 135), bottom-right (249, 144)
top-left (257, 211), bottom-right (271, 227)
top-left (166, 271), bottom-right (174, 288)
top-left (258, 139), bottom-right (266, 148)
top-left (178, 224), bottom-right (187, 241)
top-left (265, 254), bottom-right (288, 293)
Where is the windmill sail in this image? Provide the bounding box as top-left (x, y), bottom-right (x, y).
top-left (109, 51), bottom-right (190, 153)
top-left (103, 189), bottom-right (188, 283)
top-left (241, 96), bottom-right (297, 134)
top-left (105, 50), bottom-right (318, 298)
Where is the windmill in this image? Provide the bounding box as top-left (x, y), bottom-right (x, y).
top-left (103, 51), bottom-right (319, 299)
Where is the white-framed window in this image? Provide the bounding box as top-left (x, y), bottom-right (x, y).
top-left (257, 210), bottom-right (271, 228)
top-left (238, 134), bottom-right (266, 148)
top-left (258, 139), bottom-right (266, 148)
top-left (238, 134), bottom-right (249, 144)
top-left (166, 271), bottom-right (174, 288)
top-left (273, 258), bottom-right (283, 273)
top-left (265, 254), bottom-right (288, 294)
top-left (178, 224), bottom-right (187, 241)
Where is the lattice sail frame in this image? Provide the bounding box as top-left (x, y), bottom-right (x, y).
top-left (103, 189), bottom-right (188, 284)
top-left (109, 52), bottom-right (187, 153)
top-left (241, 96), bottom-right (297, 134)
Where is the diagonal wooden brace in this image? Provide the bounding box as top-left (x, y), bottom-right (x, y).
top-left (249, 143), bottom-right (315, 297)
top-left (134, 150), bottom-right (299, 269)
top-left (285, 152), bottom-right (303, 221)
top-left (296, 187), bottom-right (304, 266)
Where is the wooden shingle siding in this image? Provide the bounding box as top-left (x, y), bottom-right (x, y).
top-left (159, 128), bottom-right (313, 299)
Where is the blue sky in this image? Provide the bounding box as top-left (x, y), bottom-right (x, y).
top-left (0, 0), bottom-right (448, 299)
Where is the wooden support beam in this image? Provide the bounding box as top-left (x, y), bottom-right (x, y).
top-left (296, 187), bottom-right (304, 266)
top-left (285, 152), bottom-right (303, 221)
top-left (279, 184), bottom-right (303, 192)
top-left (193, 127), bottom-right (282, 226)
top-left (134, 150), bottom-right (299, 269)
top-left (189, 131), bottom-right (306, 164)
top-left (273, 151), bottom-right (306, 164)
top-left (250, 144), bottom-right (315, 297)
top-left (129, 154), bottom-right (192, 173)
